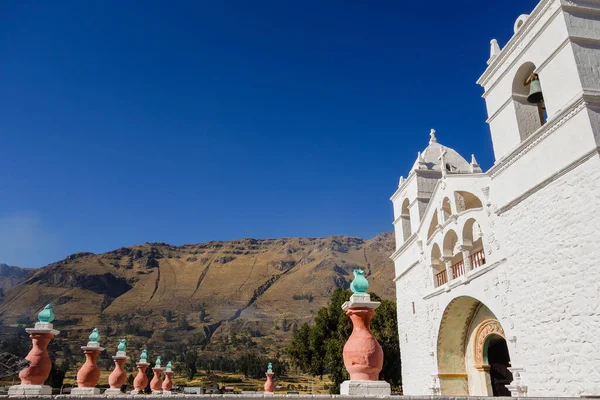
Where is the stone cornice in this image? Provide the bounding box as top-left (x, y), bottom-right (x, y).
top-left (422, 258), bottom-right (507, 300)
top-left (390, 233), bottom-right (417, 261)
top-left (489, 95), bottom-right (587, 178)
top-left (561, 0), bottom-right (600, 16)
top-left (477, 0), bottom-right (559, 90)
top-left (393, 260), bottom-right (420, 282)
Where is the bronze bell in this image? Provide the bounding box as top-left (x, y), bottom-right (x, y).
top-left (526, 75), bottom-right (544, 104)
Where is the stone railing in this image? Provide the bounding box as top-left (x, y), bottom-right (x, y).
top-left (0, 395), bottom-right (588, 400)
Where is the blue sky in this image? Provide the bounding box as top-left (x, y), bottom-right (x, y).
top-left (0, 1), bottom-right (538, 267)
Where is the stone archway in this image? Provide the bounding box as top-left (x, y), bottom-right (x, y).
top-left (436, 297), bottom-right (512, 396)
top-left (472, 319), bottom-right (513, 396)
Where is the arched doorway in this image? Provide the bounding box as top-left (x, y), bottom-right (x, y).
top-left (487, 335), bottom-right (513, 396)
top-left (436, 297), bottom-right (513, 396)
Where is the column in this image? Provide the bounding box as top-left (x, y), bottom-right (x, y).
top-left (459, 245), bottom-right (472, 281)
top-left (8, 305), bottom-right (60, 396)
top-left (442, 257), bottom-right (453, 283)
top-left (340, 270), bottom-right (391, 396)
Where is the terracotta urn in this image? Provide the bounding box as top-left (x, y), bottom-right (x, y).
top-left (18, 333), bottom-right (54, 385)
top-left (133, 364), bottom-right (149, 393)
top-left (150, 368), bottom-right (163, 392)
top-left (108, 357), bottom-right (128, 389)
top-left (162, 371), bottom-right (173, 392)
top-left (264, 372), bottom-right (275, 393)
top-left (342, 307), bottom-right (383, 381)
top-left (76, 349), bottom-right (102, 387)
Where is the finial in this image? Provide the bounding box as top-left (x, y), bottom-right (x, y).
top-left (38, 304), bottom-right (55, 323)
top-left (488, 39), bottom-right (501, 65)
top-left (117, 339), bottom-right (127, 353)
top-left (140, 349), bottom-right (148, 362)
top-left (155, 356), bottom-right (162, 368)
top-left (350, 270), bottom-right (369, 294)
top-left (429, 129), bottom-right (437, 144)
top-left (166, 361), bottom-right (172, 372)
top-left (470, 154), bottom-right (482, 173)
top-left (416, 152), bottom-right (428, 170)
top-left (399, 176), bottom-right (404, 186)
top-left (267, 362), bottom-right (273, 372)
top-left (88, 328), bottom-right (100, 344)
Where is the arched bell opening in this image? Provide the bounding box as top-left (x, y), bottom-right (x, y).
top-left (512, 62), bottom-right (546, 141)
top-left (401, 198), bottom-right (412, 241)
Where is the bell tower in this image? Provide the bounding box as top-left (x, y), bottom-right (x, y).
top-left (478, 0), bottom-right (600, 208)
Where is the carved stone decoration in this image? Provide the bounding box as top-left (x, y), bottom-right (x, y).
top-left (474, 319), bottom-right (506, 365)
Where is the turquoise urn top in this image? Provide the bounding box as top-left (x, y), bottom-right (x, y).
top-left (38, 304), bottom-right (55, 323)
top-left (140, 349), bottom-right (148, 361)
top-left (155, 356), bottom-right (161, 368)
top-left (117, 339), bottom-right (127, 352)
top-left (167, 361), bottom-right (172, 370)
top-left (350, 270), bottom-right (369, 294)
top-left (267, 362), bottom-right (273, 371)
top-left (89, 328), bottom-right (100, 343)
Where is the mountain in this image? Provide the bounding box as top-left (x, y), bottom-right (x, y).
top-left (0, 264), bottom-right (33, 296)
top-left (0, 233), bottom-right (395, 356)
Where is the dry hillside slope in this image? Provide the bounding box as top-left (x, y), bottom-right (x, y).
top-left (0, 233), bottom-right (395, 355)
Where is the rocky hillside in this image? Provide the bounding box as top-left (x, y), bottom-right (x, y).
top-left (0, 233), bottom-right (395, 356)
top-left (0, 264), bottom-right (33, 296)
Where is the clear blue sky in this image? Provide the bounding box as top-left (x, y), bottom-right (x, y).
top-left (0, 1), bottom-right (538, 267)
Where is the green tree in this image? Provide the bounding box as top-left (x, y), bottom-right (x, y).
top-left (183, 350), bottom-right (198, 380)
top-left (287, 289), bottom-right (401, 394)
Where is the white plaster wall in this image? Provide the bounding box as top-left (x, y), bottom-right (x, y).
top-left (536, 42), bottom-right (582, 116)
top-left (394, 156), bottom-right (600, 397)
top-left (490, 107), bottom-right (596, 208)
top-left (395, 263), bottom-right (437, 395)
top-left (487, 105), bottom-right (522, 165)
top-left (494, 154), bottom-right (600, 396)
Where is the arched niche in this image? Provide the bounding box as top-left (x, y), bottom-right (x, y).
top-left (455, 191), bottom-right (483, 213)
top-left (441, 197), bottom-right (452, 221)
top-left (401, 198), bottom-right (412, 241)
top-left (427, 211), bottom-right (439, 240)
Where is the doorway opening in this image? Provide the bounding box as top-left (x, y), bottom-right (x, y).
top-left (486, 335), bottom-right (513, 396)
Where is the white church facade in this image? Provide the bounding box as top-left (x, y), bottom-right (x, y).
top-left (391, 0), bottom-right (600, 397)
